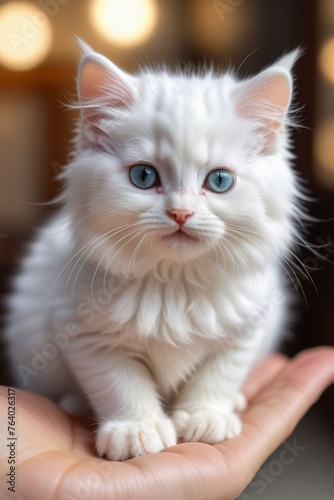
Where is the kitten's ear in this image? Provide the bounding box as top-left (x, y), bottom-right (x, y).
top-left (234, 49), bottom-right (299, 153)
top-left (77, 40), bottom-right (138, 123)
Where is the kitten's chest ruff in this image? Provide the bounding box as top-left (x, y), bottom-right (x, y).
top-left (67, 261), bottom-right (272, 347)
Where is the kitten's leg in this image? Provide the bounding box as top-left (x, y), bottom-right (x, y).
top-left (65, 344), bottom-right (176, 461)
top-left (173, 334), bottom-right (263, 444)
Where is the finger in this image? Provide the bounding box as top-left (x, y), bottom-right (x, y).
top-left (246, 346), bottom-right (334, 434)
top-left (242, 353), bottom-right (288, 401)
top-left (215, 346), bottom-right (334, 499)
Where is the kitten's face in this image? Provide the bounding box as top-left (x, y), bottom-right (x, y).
top-left (68, 47), bottom-right (297, 275)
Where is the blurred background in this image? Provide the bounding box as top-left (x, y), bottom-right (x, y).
top-left (0, 0), bottom-right (333, 498)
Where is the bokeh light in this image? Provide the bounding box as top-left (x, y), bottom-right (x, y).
top-left (90, 0), bottom-right (158, 47)
top-left (319, 36), bottom-right (334, 85)
top-left (0, 1), bottom-right (53, 71)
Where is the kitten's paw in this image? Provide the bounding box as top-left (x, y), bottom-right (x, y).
top-left (173, 409), bottom-right (242, 444)
top-left (96, 416), bottom-right (177, 461)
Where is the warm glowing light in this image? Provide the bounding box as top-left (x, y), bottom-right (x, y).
top-left (319, 36), bottom-right (334, 85)
top-left (0, 2), bottom-right (53, 71)
top-left (314, 119), bottom-right (334, 181)
top-left (90, 0), bottom-right (157, 47)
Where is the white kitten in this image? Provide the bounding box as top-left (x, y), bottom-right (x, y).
top-left (5, 42), bottom-right (303, 461)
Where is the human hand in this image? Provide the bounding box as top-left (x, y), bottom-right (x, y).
top-left (1, 347), bottom-right (334, 500)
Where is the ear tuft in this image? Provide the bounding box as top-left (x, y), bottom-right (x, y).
top-left (273, 47), bottom-right (302, 72)
top-left (76, 37), bottom-right (95, 58)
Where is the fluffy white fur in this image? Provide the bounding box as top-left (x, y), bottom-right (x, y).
top-left (5, 43), bottom-right (303, 461)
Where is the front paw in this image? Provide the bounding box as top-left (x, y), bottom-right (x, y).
top-left (173, 409), bottom-right (242, 444)
top-left (96, 416), bottom-right (177, 461)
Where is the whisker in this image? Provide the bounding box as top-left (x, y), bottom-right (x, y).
top-left (70, 223), bottom-right (143, 300)
top-left (50, 221), bottom-right (137, 297)
top-left (68, 222), bottom-right (138, 295)
top-left (225, 224), bottom-right (317, 302)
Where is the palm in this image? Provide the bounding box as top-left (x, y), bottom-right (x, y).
top-left (1, 348), bottom-right (333, 500)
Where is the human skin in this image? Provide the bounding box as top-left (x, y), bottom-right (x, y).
top-left (1, 347), bottom-right (334, 500)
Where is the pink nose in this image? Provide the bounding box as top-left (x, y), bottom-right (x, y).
top-left (167, 208), bottom-right (193, 225)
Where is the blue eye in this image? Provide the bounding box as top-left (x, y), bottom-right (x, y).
top-left (129, 164), bottom-right (159, 189)
top-left (205, 169), bottom-right (235, 193)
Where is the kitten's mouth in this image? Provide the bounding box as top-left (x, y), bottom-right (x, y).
top-left (162, 229), bottom-right (198, 244)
